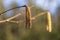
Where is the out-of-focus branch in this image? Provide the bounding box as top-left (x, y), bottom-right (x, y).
top-left (0, 13), bottom-right (22, 23)
top-left (32, 12), bottom-right (47, 20)
top-left (6, 20), bottom-right (24, 23)
top-left (0, 5), bottom-right (26, 16)
top-left (6, 13), bottom-right (21, 21)
top-left (0, 12), bottom-right (47, 23)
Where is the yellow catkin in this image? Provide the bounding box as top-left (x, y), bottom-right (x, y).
top-left (46, 12), bottom-right (52, 32)
top-left (25, 6), bottom-right (32, 28)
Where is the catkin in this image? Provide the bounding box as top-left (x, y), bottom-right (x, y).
top-left (46, 12), bottom-right (52, 32)
top-left (25, 6), bottom-right (32, 29)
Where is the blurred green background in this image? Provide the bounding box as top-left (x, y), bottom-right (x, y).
top-left (0, 0), bottom-right (60, 40)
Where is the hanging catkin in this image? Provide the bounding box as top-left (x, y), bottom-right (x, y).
top-left (46, 12), bottom-right (52, 32)
top-left (25, 6), bottom-right (32, 28)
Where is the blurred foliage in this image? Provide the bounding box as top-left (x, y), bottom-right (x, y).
top-left (0, 0), bottom-right (60, 40)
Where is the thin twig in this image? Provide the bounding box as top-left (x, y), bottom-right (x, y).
top-left (6, 13), bottom-right (21, 21)
top-left (32, 12), bottom-right (46, 20)
top-left (0, 5), bottom-right (26, 16)
top-left (0, 13), bottom-right (22, 23)
top-left (6, 20), bottom-right (24, 23)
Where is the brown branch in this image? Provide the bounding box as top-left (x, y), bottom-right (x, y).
top-left (0, 13), bottom-right (22, 23)
top-left (32, 12), bottom-right (47, 20)
top-left (0, 12), bottom-right (47, 23)
top-left (6, 13), bottom-right (21, 21)
top-left (0, 5), bottom-right (26, 16)
top-left (6, 20), bottom-right (24, 23)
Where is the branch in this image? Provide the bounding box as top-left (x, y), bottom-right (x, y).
top-left (6, 13), bottom-right (21, 21)
top-left (32, 12), bottom-right (47, 20)
top-left (0, 12), bottom-right (47, 23)
top-left (6, 20), bottom-right (24, 23)
top-left (0, 13), bottom-right (22, 23)
top-left (0, 5), bottom-right (26, 16)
